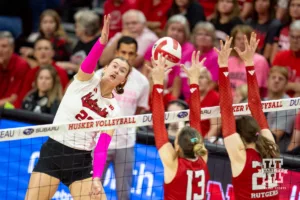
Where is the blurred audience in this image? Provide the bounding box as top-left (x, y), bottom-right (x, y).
top-left (228, 25), bottom-right (269, 97)
top-left (100, 9), bottom-right (158, 68)
top-left (104, 0), bottom-right (137, 39)
top-left (22, 65), bottom-right (62, 115)
top-left (20, 9), bottom-right (71, 67)
top-left (168, 0), bottom-right (206, 32)
top-left (276, 0), bottom-right (290, 22)
top-left (238, 0), bottom-right (253, 20)
top-left (211, 0), bottom-right (244, 42)
top-left (233, 84), bottom-right (248, 104)
top-left (57, 10), bottom-right (100, 76)
top-left (198, 0), bottom-right (218, 20)
top-left (286, 111), bottom-right (300, 154)
top-left (247, 0), bottom-right (281, 61)
top-left (0, 31), bottom-right (30, 107)
top-left (136, 0), bottom-right (172, 36)
top-left (273, 20), bottom-right (300, 97)
top-left (264, 67), bottom-right (296, 143)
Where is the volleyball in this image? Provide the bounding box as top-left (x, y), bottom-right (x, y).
top-left (152, 37), bottom-right (182, 68)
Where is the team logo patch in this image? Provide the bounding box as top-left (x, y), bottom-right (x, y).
top-left (248, 70), bottom-right (255, 75)
top-left (156, 88), bottom-right (163, 94)
top-left (223, 72), bottom-right (229, 77)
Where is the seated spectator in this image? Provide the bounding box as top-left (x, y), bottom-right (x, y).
top-left (192, 22), bottom-right (219, 84)
top-left (0, 31), bottom-right (30, 107)
top-left (168, 0), bottom-right (206, 31)
top-left (144, 15), bottom-right (194, 103)
top-left (264, 67), bottom-right (296, 143)
top-left (22, 65), bottom-right (62, 115)
top-left (233, 84), bottom-right (248, 104)
top-left (228, 25), bottom-right (269, 97)
top-left (198, 0), bottom-right (218, 20)
top-left (247, 0), bottom-right (281, 61)
top-left (16, 38), bottom-right (69, 108)
top-left (276, 0), bottom-right (290, 22)
top-left (238, 0), bottom-right (253, 20)
top-left (136, 0), bottom-right (172, 36)
top-left (273, 20), bottom-right (300, 97)
top-left (20, 9), bottom-right (71, 67)
top-left (100, 9), bottom-right (158, 68)
top-left (286, 111), bottom-right (300, 154)
top-left (104, 0), bottom-right (137, 39)
top-left (56, 10), bottom-right (100, 76)
top-left (272, 0), bottom-right (300, 61)
top-left (167, 99), bottom-right (189, 137)
top-left (210, 0), bottom-right (244, 42)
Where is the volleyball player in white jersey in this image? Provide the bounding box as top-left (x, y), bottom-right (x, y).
top-left (26, 15), bottom-right (132, 200)
top-left (96, 36), bottom-right (149, 200)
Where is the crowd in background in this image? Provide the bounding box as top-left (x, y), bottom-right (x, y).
top-left (0, 0), bottom-right (300, 155)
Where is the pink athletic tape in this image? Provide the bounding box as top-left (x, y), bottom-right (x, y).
top-left (93, 133), bottom-right (112, 178)
top-left (81, 39), bottom-right (105, 74)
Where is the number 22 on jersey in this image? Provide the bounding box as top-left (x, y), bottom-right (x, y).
top-left (186, 170), bottom-right (205, 200)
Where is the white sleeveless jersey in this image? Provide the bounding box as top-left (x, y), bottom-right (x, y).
top-left (50, 74), bottom-right (120, 151)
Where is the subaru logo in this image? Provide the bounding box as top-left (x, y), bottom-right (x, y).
top-left (23, 128), bottom-right (34, 135)
top-left (177, 111), bottom-right (188, 118)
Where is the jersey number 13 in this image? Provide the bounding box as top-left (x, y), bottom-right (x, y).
top-left (186, 170), bottom-right (205, 200)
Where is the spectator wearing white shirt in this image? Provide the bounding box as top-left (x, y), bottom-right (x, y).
top-left (95, 36), bottom-right (150, 200)
top-left (99, 9), bottom-right (158, 69)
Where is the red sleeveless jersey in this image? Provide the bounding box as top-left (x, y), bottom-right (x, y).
top-left (232, 149), bottom-right (280, 200)
top-left (164, 157), bottom-right (210, 200)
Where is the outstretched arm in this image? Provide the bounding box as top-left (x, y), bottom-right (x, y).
top-left (214, 38), bottom-right (246, 169)
top-left (234, 32), bottom-right (274, 143)
top-left (76, 15), bottom-right (110, 82)
top-left (150, 55), bottom-right (177, 169)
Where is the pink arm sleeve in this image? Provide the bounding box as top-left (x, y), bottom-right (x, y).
top-left (81, 40), bottom-right (105, 74)
top-left (93, 133), bottom-right (112, 178)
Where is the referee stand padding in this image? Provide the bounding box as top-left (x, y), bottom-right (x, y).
top-left (0, 97), bottom-right (300, 170)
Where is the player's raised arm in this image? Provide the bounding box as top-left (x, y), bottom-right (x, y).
top-left (149, 54), bottom-right (177, 168)
top-left (180, 51), bottom-right (206, 136)
top-left (214, 37), bottom-right (246, 166)
top-left (76, 15), bottom-right (110, 81)
top-left (234, 32), bottom-right (275, 143)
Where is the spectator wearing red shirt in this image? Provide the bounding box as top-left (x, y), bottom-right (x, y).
top-left (16, 38), bottom-right (69, 108)
top-left (273, 20), bottom-right (300, 97)
top-left (0, 31), bottom-right (30, 107)
top-left (104, 0), bottom-right (137, 40)
top-left (136, 0), bottom-right (172, 36)
top-left (198, 0), bottom-right (218, 20)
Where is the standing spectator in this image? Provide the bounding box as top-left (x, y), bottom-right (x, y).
top-left (247, 0), bottom-right (281, 61)
top-left (16, 38), bottom-right (69, 108)
top-left (238, 0), bottom-right (253, 20)
top-left (228, 25), bottom-right (269, 97)
top-left (20, 9), bottom-right (71, 66)
top-left (100, 10), bottom-right (158, 68)
top-left (136, 0), bottom-right (172, 36)
top-left (56, 10), bottom-right (100, 76)
top-left (144, 15), bottom-right (195, 103)
top-left (104, 0), bottom-right (136, 40)
top-left (198, 0), bottom-right (218, 20)
top-left (264, 67), bottom-right (296, 143)
top-left (0, 31), bottom-right (30, 107)
top-left (273, 0), bottom-right (300, 59)
top-left (96, 36), bottom-right (149, 200)
top-left (22, 65), bottom-right (62, 115)
top-left (192, 22), bottom-right (219, 84)
top-left (211, 0), bottom-right (244, 42)
top-left (273, 20), bottom-right (300, 97)
top-left (168, 0), bottom-right (206, 31)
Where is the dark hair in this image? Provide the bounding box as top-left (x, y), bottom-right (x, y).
top-left (168, 99), bottom-right (189, 110)
top-left (252, 0), bottom-right (277, 22)
top-left (236, 116), bottom-right (280, 159)
top-left (212, 0), bottom-right (240, 23)
top-left (178, 126), bottom-right (207, 159)
top-left (168, 0), bottom-right (194, 17)
top-left (112, 57), bottom-right (132, 94)
top-left (34, 38), bottom-right (54, 50)
top-left (117, 36), bottom-right (138, 51)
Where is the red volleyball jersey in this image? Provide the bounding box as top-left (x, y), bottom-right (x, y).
top-left (164, 157), bottom-right (210, 200)
top-left (232, 149), bottom-right (280, 200)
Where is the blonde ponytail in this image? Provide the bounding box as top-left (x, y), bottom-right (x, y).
top-left (193, 143), bottom-right (207, 157)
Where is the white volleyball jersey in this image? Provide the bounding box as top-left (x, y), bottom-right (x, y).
top-left (50, 74), bottom-right (120, 151)
top-left (95, 68), bottom-right (150, 149)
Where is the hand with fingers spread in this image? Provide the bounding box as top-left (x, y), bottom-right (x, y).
top-left (147, 54), bottom-right (172, 85)
top-left (214, 37), bottom-right (233, 68)
top-left (234, 32), bottom-right (259, 66)
top-left (180, 51), bottom-right (207, 85)
top-left (99, 15), bottom-right (111, 45)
